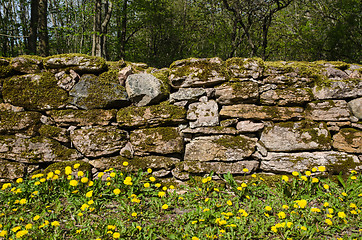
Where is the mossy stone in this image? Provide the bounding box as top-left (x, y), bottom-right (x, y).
top-left (0, 110), bottom-right (42, 134)
top-left (2, 72), bottom-right (68, 110)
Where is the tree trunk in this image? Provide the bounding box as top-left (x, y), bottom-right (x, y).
top-left (38, 0), bottom-right (49, 56)
top-left (28, 0), bottom-right (39, 54)
top-left (119, 0), bottom-right (128, 59)
top-left (92, 0), bottom-right (102, 57)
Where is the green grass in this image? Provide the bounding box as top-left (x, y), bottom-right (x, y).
top-left (0, 163), bottom-right (361, 240)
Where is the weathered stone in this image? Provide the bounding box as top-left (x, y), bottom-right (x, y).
top-left (169, 57), bottom-right (229, 88)
top-left (260, 87), bottom-right (313, 106)
top-left (47, 109), bottom-right (116, 127)
top-left (259, 151), bottom-right (360, 174)
top-left (225, 57), bottom-right (264, 79)
top-left (184, 135), bottom-right (257, 161)
top-left (10, 56), bottom-right (42, 73)
top-left (120, 142), bottom-right (134, 158)
top-left (236, 120), bottom-right (264, 133)
top-left (0, 110), bottom-right (41, 135)
top-left (0, 57), bottom-right (13, 77)
top-left (220, 104), bottom-right (304, 121)
top-left (38, 125), bottom-right (69, 143)
top-left (220, 118), bottom-right (238, 127)
top-left (118, 65), bottom-right (133, 85)
top-left (0, 135), bottom-right (81, 163)
top-left (215, 81), bottom-right (259, 105)
top-left (55, 70), bottom-right (79, 91)
top-left (306, 100), bottom-right (350, 121)
top-left (43, 160), bottom-right (92, 176)
top-left (0, 103), bottom-right (24, 112)
top-left (324, 67), bottom-right (349, 80)
top-left (44, 54), bottom-right (107, 73)
top-left (0, 159), bottom-right (26, 181)
top-left (70, 72), bottom-right (129, 109)
top-left (116, 101), bottom-right (186, 128)
top-left (181, 126), bottom-right (237, 135)
top-left (130, 127), bottom-right (183, 155)
top-left (70, 126), bottom-right (128, 157)
top-left (174, 160), bottom-right (259, 177)
top-left (187, 99), bottom-right (219, 128)
top-left (89, 155), bottom-right (180, 172)
top-left (169, 88), bottom-right (206, 103)
top-left (326, 121), bottom-right (351, 132)
top-left (313, 79), bottom-right (362, 100)
top-left (260, 121), bottom-right (331, 151)
top-left (348, 98), bottom-right (362, 120)
top-left (2, 73), bottom-right (68, 110)
top-left (333, 128), bottom-right (362, 153)
top-left (125, 73), bottom-right (168, 106)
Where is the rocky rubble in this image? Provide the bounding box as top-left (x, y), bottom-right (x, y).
top-left (0, 54), bottom-right (361, 182)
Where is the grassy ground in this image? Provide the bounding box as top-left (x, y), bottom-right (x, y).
top-left (0, 163), bottom-right (361, 240)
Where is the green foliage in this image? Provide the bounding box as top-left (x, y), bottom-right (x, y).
top-left (0, 164), bottom-right (361, 239)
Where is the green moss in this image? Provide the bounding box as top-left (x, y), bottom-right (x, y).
top-left (225, 57), bottom-right (265, 70)
top-left (107, 60), bottom-right (126, 70)
top-left (48, 109), bottom-right (117, 125)
top-left (44, 53), bottom-right (107, 72)
top-left (314, 60), bottom-right (350, 70)
top-left (131, 127), bottom-right (181, 151)
top-left (2, 72), bottom-right (68, 110)
top-left (38, 125), bottom-right (63, 138)
top-left (212, 135), bottom-right (255, 151)
top-left (170, 58), bottom-right (230, 82)
top-left (117, 101), bottom-right (186, 127)
top-left (151, 69), bottom-right (171, 96)
top-left (328, 154), bottom-right (361, 175)
top-left (338, 128), bottom-right (360, 145)
top-left (0, 111), bottom-right (42, 134)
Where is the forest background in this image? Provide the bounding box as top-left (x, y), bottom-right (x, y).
top-left (0, 0), bottom-right (361, 68)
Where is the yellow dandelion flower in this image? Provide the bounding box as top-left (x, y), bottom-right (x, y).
top-left (214, 188), bottom-right (219, 192)
top-left (69, 180), bottom-right (78, 187)
top-left (203, 208), bottom-right (210, 212)
top-left (11, 226), bottom-right (21, 232)
top-left (323, 184), bottom-right (329, 190)
top-left (305, 171), bottom-right (311, 176)
top-left (155, 183), bottom-right (161, 188)
top-left (300, 176), bottom-right (308, 181)
top-left (88, 181), bottom-right (94, 186)
top-left (110, 172), bottom-right (116, 178)
top-left (149, 176), bottom-right (156, 182)
top-left (265, 206), bottom-right (272, 211)
top-left (107, 225), bottom-right (116, 230)
top-left (98, 172), bottom-right (104, 178)
top-left (136, 226), bottom-right (142, 231)
top-left (227, 200), bottom-right (232, 206)
top-left (312, 167), bottom-right (317, 172)
top-left (252, 174), bottom-right (257, 178)
top-left (292, 171), bottom-right (299, 176)
top-left (325, 219), bottom-right (332, 225)
top-left (281, 175), bottom-right (289, 182)
top-left (162, 204), bottom-right (168, 210)
top-left (278, 211), bottom-right (286, 219)
top-left (16, 230), bottom-right (28, 238)
top-left (25, 224), bottom-right (32, 230)
top-left (54, 170), bottom-right (61, 175)
top-left (158, 191), bottom-right (166, 197)
top-left (295, 199), bottom-right (307, 208)
top-left (51, 221), bottom-right (60, 227)
top-left (337, 212), bottom-right (346, 218)
top-left (351, 176), bottom-right (357, 180)
top-left (169, 185), bottom-right (175, 189)
top-left (350, 210), bottom-right (357, 214)
top-left (86, 191), bottom-right (93, 198)
top-left (287, 222), bottom-right (293, 228)
top-left (341, 192), bottom-right (347, 197)
top-left (312, 177), bottom-right (319, 183)
top-left (74, 163), bottom-right (80, 169)
top-left (33, 215), bottom-right (40, 221)
top-left (131, 212), bottom-right (137, 217)
top-left (162, 186), bottom-right (167, 191)
top-left (16, 178), bottom-right (23, 183)
top-left (88, 200), bottom-right (94, 205)
top-left (122, 161), bottom-right (128, 166)
top-left (328, 208), bottom-right (334, 214)
top-left (19, 198), bottom-right (27, 205)
top-left (124, 176), bottom-right (132, 185)
top-left (76, 229), bottom-right (81, 233)
top-left (318, 166), bottom-right (326, 172)
top-left (147, 168), bottom-right (152, 173)
top-left (350, 203), bottom-right (357, 208)
top-left (271, 226), bottom-right (278, 233)
top-left (242, 168), bottom-right (249, 173)
top-left (81, 177), bottom-right (88, 183)
top-left (311, 207), bottom-right (321, 213)
top-left (65, 166), bottom-right (72, 175)
top-left (0, 230), bottom-right (8, 237)
top-left (53, 175), bottom-right (59, 180)
top-left (192, 237), bottom-right (199, 240)
top-left (67, 175), bottom-right (72, 180)
top-left (113, 189), bottom-right (121, 195)
top-left (300, 226), bottom-right (307, 231)
top-left (323, 202), bottom-right (329, 207)
top-left (81, 203), bottom-right (89, 211)
top-left (282, 205), bottom-right (289, 210)
top-left (77, 171), bottom-right (84, 177)
top-left (77, 212), bottom-right (83, 217)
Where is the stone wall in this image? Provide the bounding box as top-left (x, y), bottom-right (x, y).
top-left (0, 54), bottom-right (361, 182)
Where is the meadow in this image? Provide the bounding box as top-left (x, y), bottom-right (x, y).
top-left (0, 162), bottom-right (361, 240)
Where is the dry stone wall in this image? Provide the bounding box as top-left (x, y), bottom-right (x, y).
top-left (0, 54), bottom-right (362, 182)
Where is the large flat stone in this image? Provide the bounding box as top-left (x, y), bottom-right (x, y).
top-left (169, 57), bottom-right (229, 88)
top-left (220, 104), bottom-right (304, 121)
top-left (47, 109), bottom-right (116, 127)
top-left (187, 99), bottom-right (219, 128)
top-left (44, 54), bottom-right (107, 73)
top-left (0, 159), bottom-right (27, 181)
top-left (260, 121), bottom-right (331, 151)
top-left (260, 87), bottom-right (313, 106)
top-left (2, 73), bottom-right (68, 110)
top-left (306, 100), bottom-right (350, 121)
top-left (169, 88), bottom-right (206, 103)
top-left (312, 79), bottom-right (362, 100)
top-left (225, 57), bottom-right (264, 79)
top-left (0, 135), bottom-right (81, 163)
top-left (184, 135), bottom-right (256, 161)
top-left (117, 101), bottom-right (186, 128)
top-left (348, 98), bottom-right (362, 120)
top-left (0, 110), bottom-right (41, 135)
top-left (215, 81), bottom-right (259, 105)
top-left (259, 151), bottom-right (360, 174)
top-left (333, 128), bottom-right (362, 153)
top-left (70, 126), bottom-right (129, 157)
top-left (130, 127), bottom-right (184, 155)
